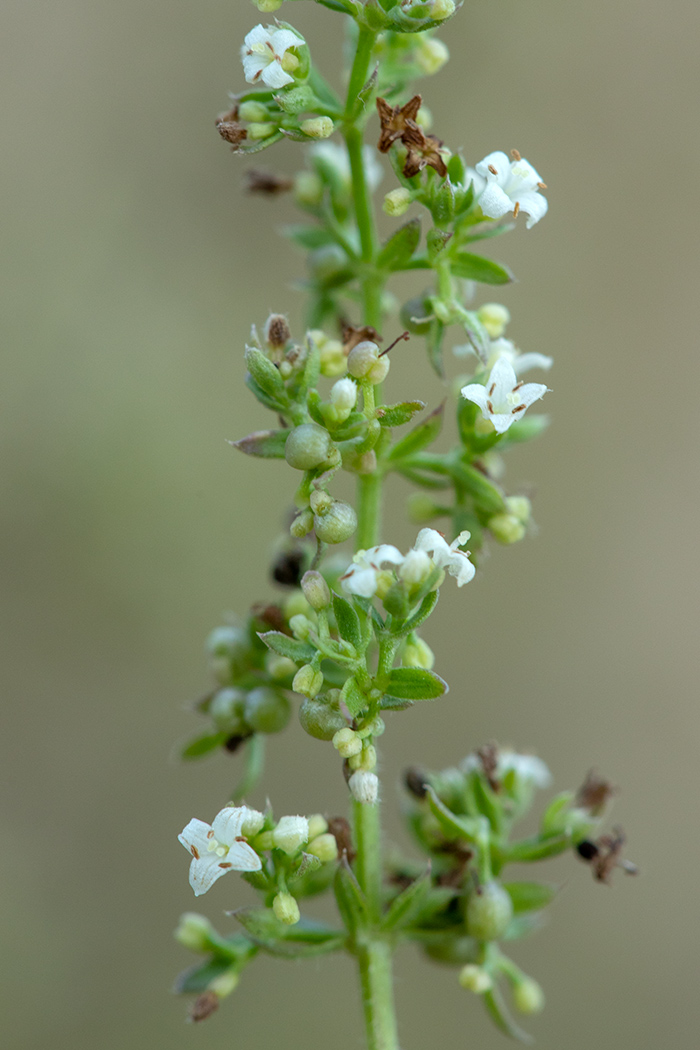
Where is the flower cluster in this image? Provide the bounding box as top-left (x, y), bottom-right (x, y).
top-left (341, 528), bottom-right (475, 598)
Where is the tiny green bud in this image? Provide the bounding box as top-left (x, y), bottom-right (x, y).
top-left (314, 501), bottom-right (357, 544)
top-left (488, 513), bottom-right (526, 545)
top-left (300, 116), bottom-right (334, 139)
top-left (285, 423), bottom-right (333, 471)
top-left (247, 122), bottom-right (277, 141)
top-left (206, 625), bottom-right (246, 658)
top-left (209, 968), bottom-right (240, 998)
top-left (466, 882), bottom-right (514, 941)
top-left (309, 489), bottom-right (333, 515)
top-left (292, 664), bottom-right (324, 699)
top-left (210, 688), bottom-right (246, 730)
top-left (174, 912), bottom-right (213, 953)
top-left (290, 508), bottom-right (315, 538)
top-left (307, 832), bottom-right (338, 863)
top-left (332, 727), bottom-right (363, 758)
top-left (407, 492), bottom-right (447, 524)
top-left (244, 686), bottom-right (291, 733)
top-left (367, 355), bottom-right (390, 385)
top-left (349, 742), bottom-right (377, 771)
top-left (299, 697), bottom-right (347, 740)
top-left (458, 964), bottom-right (493, 994)
top-left (288, 613), bottom-right (313, 640)
top-left (239, 100), bottom-right (271, 123)
top-left (272, 815), bottom-right (309, 855)
top-left (430, 0), bottom-right (456, 20)
top-left (294, 171), bottom-right (323, 208)
top-left (505, 495), bottom-right (532, 524)
top-left (306, 814), bottom-right (328, 840)
top-left (512, 976), bottom-right (545, 1015)
top-left (252, 0), bottom-right (283, 11)
top-left (272, 892), bottom-right (301, 925)
top-left (301, 570), bottom-right (331, 610)
top-left (402, 636), bottom-right (435, 669)
top-left (477, 302), bottom-right (511, 339)
top-left (284, 591), bottom-right (313, 619)
top-left (266, 651), bottom-right (297, 680)
top-left (415, 37), bottom-right (449, 75)
top-left (347, 340), bottom-right (379, 378)
top-left (383, 187), bottom-right (412, 217)
top-left (280, 52), bottom-right (299, 75)
top-left (329, 377), bottom-right (357, 420)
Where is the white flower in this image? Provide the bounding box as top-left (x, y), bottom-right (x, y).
top-left (240, 24), bottom-right (303, 89)
top-left (461, 356), bottom-right (548, 434)
top-left (310, 141), bottom-right (383, 193)
top-left (348, 770), bottom-right (379, 805)
top-left (341, 544), bottom-right (404, 598)
top-left (454, 336), bottom-right (553, 376)
top-left (272, 815), bottom-right (309, 855)
top-left (467, 150), bottom-right (548, 228)
top-left (413, 528), bottom-right (475, 587)
top-left (179, 806), bottom-right (263, 896)
top-left (462, 750), bottom-right (551, 789)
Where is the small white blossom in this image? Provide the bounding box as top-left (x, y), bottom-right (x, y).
top-left (462, 749), bottom-right (551, 789)
top-left (241, 24), bottom-right (303, 89)
top-left (454, 336), bottom-right (552, 376)
top-left (272, 814), bottom-right (309, 855)
top-left (348, 770), bottom-right (379, 805)
top-left (341, 544), bottom-right (404, 598)
top-left (179, 806), bottom-right (264, 896)
top-left (310, 141), bottom-right (383, 193)
top-left (467, 151), bottom-right (548, 229)
top-left (413, 528), bottom-right (475, 587)
top-left (461, 356), bottom-right (548, 434)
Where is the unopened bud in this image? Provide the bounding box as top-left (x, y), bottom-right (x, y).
top-left (285, 423), bottom-right (333, 471)
top-left (247, 122), bottom-right (277, 141)
top-left (272, 815), bottom-right (309, 855)
top-left (252, 0), bottom-right (283, 12)
top-left (266, 651), bottom-right (297, 680)
top-left (206, 625), bottom-right (247, 658)
top-left (314, 500), bottom-right (357, 544)
top-left (301, 570), bottom-right (331, 610)
top-left (244, 686), bottom-right (291, 733)
top-left (309, 489), bottom-right (333, 515)
top-left (367, 355), bottom-right (390, 385)
top-left (301, 116), bottom-right (334, 139)
top-left (347, 340), bottom-right (380, 378)
top-left (273, 892), bottom-right (301, 925)
top-left (288, 613), bottom-right (313, 640)
top-left (239, 100), bottom-right (271, 123)
top-left (348, 770), bottom-right (379, 805)
top-left (407, 493), bottom-right (446, 524)
top-left (458, 964), bottom-right (493, 994)
top-left (306, 814), bottom-right (328, 840)
top-left (319, 342), bottom-right (346, 376)
top-left (290, 508), bottom-right (315, 538)
top-left (383, 187), bottom-right (412, 217)
top-left (416, 37), bottom-right (449, 75)
top-left (292, 664), bottom-right (324, 698)
top-left (466, 882), bottom-right (514, 941)
top-left (209, 968), bottom-right (240, 998)
top-left (512, 976), bottom-right (545, 1015)
top-left (477, 302), bottom-right (510, 339)
top-left (209, 687), bottom-right (246, 729)
top-left (264, 313), bottom-right (291, 349)
top-left (349, 742), bottom-right (377, 771)
top-left (402, 636), bottom-right (435, 669)
top-left (175, 912), bottom-right (213, 953)
top-left (307, 832), bottom-right (338, 863)
top-left (488, 513), bottom-right (526, 545)
top-left (332, 727), bottom-right (363, 758)
top-left (309, 244), bottom-right (347, 281)
top-left (330, 377), bottom-right (358, 419)
top-left (505, 495), bottom-right (532, 524)
top-left (430, 0), bottom-right (455, 19)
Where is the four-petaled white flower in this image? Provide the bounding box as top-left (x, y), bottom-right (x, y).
top-left (462, 750), bottom-right (551, 789)
top-left (179, 805), bottom-right (264, 896)
top-left (455, 336), bottom-right (553, 377)
top-left (241, 24), bottom-right (303, 89)
top-left (468, 151), bottom-right (548, 229)
top-left (461, 357), bottom-right (548, 434)
top-left (341, 544), bottom-right (404, 598)
top-left (413, 528), bottom-right (475, 587)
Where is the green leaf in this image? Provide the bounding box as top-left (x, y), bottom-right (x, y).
top-left (381, 867), bottom-right (432, 934)
top-left (245, 372), bottom-right (287, 413)
top-left (334, 858), bottom-right (369, 941)
top-left (426, 317), bottom-right (446, 377)
top-left (461, 222), bottom-right (515, 243)
top-left (380, 695), bottom-right (414, 711)
top-left (376, 218), bottom-right (421, 270)
top-left (332, 594), bottom-right (362, 650)
top-left (503, 834), bottom-right (570, 863)
top-left (502, 912), bottom-right (547, 941)
top-left (173, 958), bottom-right (237, 995)
top-left (258, 631), bottom-right (317, 664)
top-left (377, 400), bottom-right (426, 428)
top-left (431, 178), bottom-right (456, 226)
top-left (232, 909), bottom-right (345, 958)
top-left (483, 986), bottom-right (534, 1044)
top-left (540, 791), bottom-right (575, 837)
top-left (447, 153), bottom-right (466, 185)
top-left (341, 675), bottom-right (366, 718)
top-left (426, 228), bottom-right (452, 263)
top-left (284, 225), bottom-right (336, 250)
top-left (503, 882), bottom-right (558, 914)
top-left (460, 310), bottom-right (491, 362)
top-left (451, 252), bottom-right (514, 285)
top-left (391, 590), bottom-right (439, 637)
top-left (387, 402), bottom-right (444, 462)
top-left (447, 461), bottom-right (507, 516)
top-left (245, 347), bottom-right (288, 403)
top-left (230, 429), bottom-right (289, 459)
top-left (425, 786), bottom-right (484, 844)
top-left (384, 667), bottom-right (447, 701)
top-left (180, 731), bottom-right (228, 760)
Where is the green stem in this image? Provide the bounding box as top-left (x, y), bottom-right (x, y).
top-left (357, 939), bottom-right (400, 1050)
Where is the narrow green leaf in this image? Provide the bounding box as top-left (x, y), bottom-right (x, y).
top-left (460, 310), bottom-right (491, 362)
top-left (284, 225), bottom-right (335, 250)
top-left (173, 958), bottom-right (237, 995)
top-left (341, 675), bottom-right (366, 718)
top-left (377, 218), bottom-right (421, 270)
top-left (245, 347), bottom-right (288, 402)
top-left (233, 909), bottom-right (345, 958)
top-left (447, 461), bottom-right (507, 515)
top-left (380, 695), bottom-right (414, 711)
top-left (332, 594), bottom-right (362, 650)
top-left (245, 372), bottom-right (287, 413)
top-left (425, 786), bottom-right (484, 843)
top-left (392, 590), bottom-right (439, 637)
top-left (426, 317), bottom-right (446, 377)
top-left (540, 791), bottom-right (575, 837)
top-left (483, 986), bottom-right (534, 1044)
top-left (461, 222), bottom-right (515, 243)
top-left (503, 834), bottom-right (570, 863)
top-left (180, 731), bottom-right (228, 760)
top-left (387, 402), bottom-right (444, 462)
top-left (503, 882), bottom-right (558, 914)
top-left (384, 667), bottom-right (447, 701)
top-left (377, 400), bottom-right (426, 428)
top-left (431, 178), bottom-right (456, 225)
top-left (258, 631), bottom-right (317, 664)
top-left (451, 252), bottom-right (514, 285)
top-left (230, 429), bottom-right (289, 459)
top-left (334, 858), bottom-right (369, 940)
top-left (381, 867), bottom-right (432, 934)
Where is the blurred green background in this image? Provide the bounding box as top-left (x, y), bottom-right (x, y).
top-left (2, 1), bottom-right (699, 1047)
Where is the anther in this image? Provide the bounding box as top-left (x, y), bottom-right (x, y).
top-left (488, 383), bottom-right (495, 396)
top-left (513, 201), bottom-right (521, 218)
top-left (487, 400), bottom-right (494, 413)
top-left (538, 181), bottom-right (547, 189)
top-left (513, 381), bottom-right (524, 392)
top-left (510, 149), bottom-right (521, 161)
top-left (512, 403), bottom-right (526, 414)
top-left (488, 164), bottom-right (498, 175)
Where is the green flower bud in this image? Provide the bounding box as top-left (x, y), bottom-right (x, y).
top-left (174, 912), bottom-right (213, 953)
top-left (290, 508), bottom-right (315, 538)
top-left (466, 882), bottom-right (514, 941)
top-left (512, 976), bottom-right (545, 1015)
top-left (210, 688), bottom-right (246, 730)
top-left (252, 0), bottom-right (283, 12)
top-left (332, 727), bottom-right (363, 758)
top-left (349, 742), bottom-right (377, 771)
top-left (477, 302), bottom-right (510, 339)
top-left (244, 686), bottom-right (291, 733)
top-left (347, 340), bottom-right (380, 378)
top-left (292, 664), bottom-right (324, 698)
top-left (209, 968), bottom-right (240, 998)
top-left (307, 832), bottom-right (338, 863)
top-left (300, 570), bottom-right (331, 610)
top-left (247, 122), bottom-right (277, 141)
top-left (266, 651), bottom-right (297, 680)
top-left (299, 697), bottom-right (347, 740)
top-left (309, 489), bottom-right (333, 515)
top-left (458, 964), bottom-right (493, 994)
top-left (285, 423), bottom-right (333, 471)
top-left (402, 636), bottom-right (435, 669)
top-left (253, 830), bottom-right (275, 851)
top-left (505, 495), bottom-right (532, 524)
top-left (309, 244), bottom-right (347, 282)
top-left (430, 0), bottom-right (455, 19)
top-left (206, 625), bottom-right (247, 658)
top-left (407, 492), bottom-right (448, 524)
top-left (272, 892), bottom-right (300, 925)
top-left (288, 613), bottom-right (313, 640)
top-left (313, 501), bottom-right (357, 544)
top-left (294, 171), bottom-right (323, 208)
top-left (284, 590), bottom-right (313, 620)
top-left (307, 814), bottom-right (328, 840)
top-left (300, 116), bottom-right (334, 139)
top-left (272, 815), bottom-right (309, 855)
top-left (415, 37), bottom-right (449, 75)
top-left (489, 513), bottom-right (526, 545)
top-left (239, 100), bottom-right (271, 123)
top-left (383, 187), bottom-right (412, 217)
top-left (367, 355), bottom-right (390, 385)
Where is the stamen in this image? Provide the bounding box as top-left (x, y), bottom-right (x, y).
top-left (510, 149), bottom-right (521, 161)
top-left (513, 201), bottom-right (521, 218)
top-left (488, 382), bottom-right (495, 396)
top-left (512, 404), bottom-right (526, 414)
top-left (488, 164), bottom-right (498, 175)
top-left (513, 381), bottom-right (524, 392)
top-left (190, 846), bottom-right (200, 859)
top-left (218, 862), bottom-right (233, 869)
top-left (538, 181), bottom-right (547, 189)
top-left (487, 400), bottom-right (494, 414)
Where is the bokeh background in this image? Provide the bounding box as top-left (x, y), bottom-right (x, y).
top-left (2, 1), bottom-right (699, 1047)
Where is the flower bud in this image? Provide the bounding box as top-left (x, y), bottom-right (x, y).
top-left (209, 968), bottom-right (240, 998)
top-left (299, 697), bottom-right (347, 740)
top-left (309, 489), bottom-right (333, 515)
top-left (349, 742), bottom-right (377, 771)
top-left (300, 570), bottom-right (331, 610)
top-left (398, 548), bottom-right (433, 586)
top-left (348, 770), bottom-right (379, 805)
top-left (347, 340), bottom-right (380, 378)
top-left (383, 188), bottom-right (412, 217)
top-left (247, 122), bottom-right (277, 141)
top-left (264, 313), bottom-right (291, 349)
top-left (402, 636), bottom-right (435, 669)
top-left (301, 116), bottom-right (334, 139)
top-left (477, 302), bottom-right (510, 339)
top-left (252, 0), bottom-right (283, 11)
top-left (288, 613), bottom-right (313, 640)
top-left (332, 727), bottom-right (363, 758)
top-left (244, 686), bottom-right (291, 733)
top-left (294, 171), bottom-right (323, 208)
top-left (174, 912), bottom-right (213, 953)
top-left (314, 501), bottom-right (357, 544)
top-left (206, 626), bottom-right (247, 658)
top-left (367, 355), bottom-right (390, 385)
top-left (239, 807), bottom-right (266, 837)
top-left (273, 892), bottom-right (301, 925)
top-left (512, 976), bottom-right (545, 1015)
top-left (488, 513), bottom-right (526, 545)
top-left (430, 0), bottom-right (455, 19)
top-left (285, 423), bottom-right (333, 471)
top-left (239, 100), bottom-right (271, 123)
top-left (458, 964), bottom-right (493, 994)
top-left (292, 664), bottom-right (324, 699)
top-left (407, 493), bottom-right (447, 524)
top-left (415, 37), bottom-right (449, 75)
top-left (307, 814), bottom-right (328, 840)
top-left (266, 651), bottom-right (297, 680)
top-left (290, 508), bottom-right (315, 538)
top-left (330, 377), bottom-right (358, 420)
top-left (466, 882), bottom-right (514, 941)
top-left (210, 688), bottom-right (246, 730)
top-left (272, 815), bottom-right (309, 855)
top-left (309, 244), bottom-right (347, 282)
top-left (505, 495), bottom-right (532, 524)
top-left (307, 832), bottom-right (338, 863)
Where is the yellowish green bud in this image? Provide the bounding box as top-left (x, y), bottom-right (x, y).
top-left (459, 964), bottom-right (493, 994)
top-left (332, 727), bottom-right (363, 758)
top-left (477, 302), bottom-right (510, 339)
top-left (294, 171), bottom-right (323, 208)
top-left (402, 636), bottom-right (435, 669)
top-left (253, 830), bottom-right (275, 851)
top-left (505, 495), bottom-right (532, 524)
top-left (239, 100), bottom-right (270, 123)
top-left (306, 814), bottom-right (328, 840)
top-left (280, 52), bottom-right (299, 75)
top-left (273, 892), bottom-right (301, 925)
top-left (272, 815), bottom-right (309, 855)
top-left (407, 492), bottom-right (446, 524)
top-left (313, 500), bottom-right (357, 544)
top-left (416, 38), bottom-right (449, 76)
top-left (266, 652), bottom-right (298, 680)
top-left (466, 882), bottom-right (514, 941)
top-left (349, 742), bottom-right (377, 771)
top-left (347, 340), bottom-right (380, 378)
top-left (320, 342), bottom-right (346, 376)
top-left (512, 977), bottom-right (545, 1015)
top-left (309, 489), bottom-right (333, 515)
top-left (292, 664), bottom-right (324, 698)
top-left (247, 122), bottom-right (277, 141)
top-left (489, 513), bottom-right (526, 545)
top-left (175, 912), bottom-right (213, 953)
top-left (301, 116), bottom-right (334, 139)
top-left (209, 968), bottom-right (240, 998)
top-left (301, 570), bottom-right (331, 610)
top-left (290, 508), bottom-right (315, 538)
top-left (244, 686), bottom-right (291, 733)
top-left (252, 0), bottom-right (283, 11)
top-left (430, 0), bottom-right (455, 20)
top-left (383, 187), bottom-right (412, 217)
top-left (288, 613), bottom-right (313, 641)
top-left (307, 832), bottom-right (338, 863)
top-left (284, 591), bottom-right (313, 620)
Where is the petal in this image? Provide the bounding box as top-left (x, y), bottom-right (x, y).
top-left (242, 53), bottom-right (268, 83)
top-left (212, 807), bottom-right (246, 845)
top-left (446, 551), bottom-right (475, 587)
top-left (505, 158), bottom-right (542, 194)
top-left (512, 352), bottom-right (553, 374)
top-left (371, 544), bottom-right (404, 567)
top-left (477, 181), bottom-right (514, 220)
top-left (189, 854), bottom-right (228, 897)
top-left (489, 412), bottom-right (519, 434)
top-left (475, 151), bottom-right (510, 185)
top-left (261, 61), bottom-right (294, 89)
top-left (511, 381), bottom-right (548, 409)
top-left (223, 840), bottom-right (262, 872)
top-left (244, 24), bottom-right (271, 49)
top-left (269, 28), bottom-right (302, 53)
top-left (513, 190), bottom-right (548, 228)
top-left (341, 565), bottom-right (378, 598)
top-left (179, 819), bottom-right (214, 859)
top-left (413, 528), bottom-right (451, 559)
top-left (488, 356), bottom-right (518, 403)
top-left (460, 381), bottom-right (490, 413)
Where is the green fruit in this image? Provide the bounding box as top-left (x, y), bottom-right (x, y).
top-left (244, 687), bottom-right (291, 734)
top-left (466, 882), bottom-right (514, 941)
top-left (285, 423), bottom-right (333, 471)
top-left (313, 501), bottom-right (357, 544)
top-left (299, 698), bottom-right (347, 740)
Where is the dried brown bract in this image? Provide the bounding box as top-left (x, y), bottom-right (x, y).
top-left (327, 816), bottom-right (355, 863)
top-left (576, 769), bottom-right (616, 816)
top-left (476, 743), bottom-right (500, 792)
top-left (376, 95), bottom-right (422, 152)
top-left (245, 169), bottom-right (294, 195)
top-left (217, 121), bottom-right (247, 148)
top-left (402, 121), bottom-right (448, 179)
top-left (190, 991), bottom-right (220, 1023)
